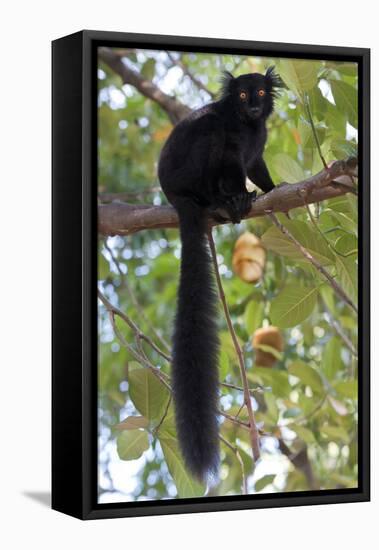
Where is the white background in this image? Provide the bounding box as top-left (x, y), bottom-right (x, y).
top-left (0, 1), bottom-right (376, 548)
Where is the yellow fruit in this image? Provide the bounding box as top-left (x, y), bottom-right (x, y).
top-left (232, 232), bottom-right (266, 284)
top-left (252, 326), bottom-right (284, 368)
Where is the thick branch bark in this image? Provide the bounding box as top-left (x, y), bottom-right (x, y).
top-left (98, 158), bottom-right (357, 236)
top-left (98, 47), bottom-right (191, 124)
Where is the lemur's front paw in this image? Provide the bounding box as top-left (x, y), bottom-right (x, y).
top-left (226, 191), bottom-right (256, 224)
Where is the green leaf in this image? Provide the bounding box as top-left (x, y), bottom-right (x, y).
top-left (117, 430), bottom-right (149, 460)
top-left (336, 256), bottom-right (358, 304)
top-left (141, 58), bottom-right (156, 80)
top-left (330, 79), bottom-right (357, 128)
top-left (262, 220), bottom-right (335, 266)
top-left (98, 252), bottom-right (109, 280)
top-left (307, 85), bottom-right (328, 119)
top-left (325, 103), bottom-right (347, 136)
top-left (115, 416), bottom-right (149, 431)
top-left (129, 366), bottom-right (170, 421)
top-left (330, 138), bottom-right (357, 160)
top-left (327, 194), bottom-right (358, 222)
top-left (290, 424), bottom-right (317, 444)
top-left (264, 392), bottom-right (279, 423)
top-left (334, 380), bottom-right (358, 399)
top-left (283, 407), bottom-right (302, 419)
top-left (328, 210), bottom-right (357, 235)
top-left (157, 405), bottom-right (177, 439)
top-left (320, 285), bottom-right (335, 314)
top-left (335, 234), bottom-right (358, 257)
top-left (244, 300), bottom-right (264, 335)
top-left (262, 226), bottom-right (303, 260)
top-left (219, 348), bottom-right (229, 381)
top-left (272, 153), bottom-right (304, 183)
top-left (255, 343), bottom-right (283, 361)
top-left (279, 60), bottom-right (320, 97)
top-left (288, 361), bottom-right (324, 394)
top-left (298, 117), bottom-right (326, 150)
top-left (159, 437), bottom-right (206, 497)
top-left (322, 337), bottom-right (342, 381)
top-left (320, 424), bottom-right (350, 443)
top-left (255, 474), bottom-right (276, 492)
top-left (249, 367), bottom-right (290, 398)
top-left (270, 285), bottom-right (318, 328)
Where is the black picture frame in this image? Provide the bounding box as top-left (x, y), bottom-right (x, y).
top-left (52, 29), bottom-right (370, 520)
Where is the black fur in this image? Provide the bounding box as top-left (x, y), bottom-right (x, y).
top-left (158, 69), bottom-right (280, 481)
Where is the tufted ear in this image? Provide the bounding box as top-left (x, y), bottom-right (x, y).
top-left (219, 70), bottom-right (236, 98)
top-left (265, 66), bottom-right (283, 94)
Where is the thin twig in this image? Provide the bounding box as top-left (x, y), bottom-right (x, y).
top-left (208, 229), bottom-right (260, 463)
top-left (166, 52), bottom-right (216, 98)
top-left (219, 410), bottom-right (250, 429)
top-left (322, 301), bottom-right (358, 357)
top-left (153, 395), bottom-right (172, 436)
top-left (98, 289), bottom-right (172, 392)
top-left (219, 434), bottom-right (247, 494)
top-left (98, 283), bottom-right (172, 363)
top-left (103, 239), bottom-right (171, 353)
top-left (221, 381), bottom-right (268, 394)
top-left (304, 93), bottom-right (327, 169)
top-left (267, 213), bottom-right (358, 314)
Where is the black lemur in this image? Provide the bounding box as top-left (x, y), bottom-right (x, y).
top-left (158, 68), bottom-right (281, 481)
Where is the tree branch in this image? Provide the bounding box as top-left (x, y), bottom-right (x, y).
top-left (98, 158), bottom-right (358, 236)
top-left (98, 47), bottom-right (191, 124)
top-left (208, 229), bottom-right (261, 463)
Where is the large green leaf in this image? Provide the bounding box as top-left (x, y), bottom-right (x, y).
top-left (272, 153), bottom-right (304, 183)
top-left (262, 220), bottom-right (335, 266)
top-left (335, 234), bottom-right (358, 257)
top-left (244, 300), bottom-right (264, 335)
top-left (262, 226), bottom-right (303, 261)
top-left (129, 366), bottom-right (170, 422)
top-left (159, 436), bottom-right (206, 498)
top-left (330, 138), bottom-right (357, 160)
top-left (115, 416), bottom-right (149, 431)
top-left (322, 337), bottom-right (342, 381)
top-left (288, 361), bottom-right (324, 394)
top-left (336, 255), bottom-right (358, 304)
top-left (279, 60), bottom-right (321, 97)
top-left (330, 79), bottom-right (357, 128)
top-left (270, 285), bottom-right (318, 328)
top-left (298, 117), bottom-right (326, 150)
top-left (117, 430), bottom-right (149, 460)
top-left (328, 194), bottom-right (357, 220)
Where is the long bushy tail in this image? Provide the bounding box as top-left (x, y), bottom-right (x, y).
top-left (172, 198), bottom-right (220, 481)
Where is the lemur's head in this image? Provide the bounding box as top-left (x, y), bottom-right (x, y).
top-left (220, 67), bottom-right (282, 121)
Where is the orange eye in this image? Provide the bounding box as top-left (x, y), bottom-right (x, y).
top-left (258, 89), bottom-right (266, 97)
top-left (239, 91), bottom-right (247, 100)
